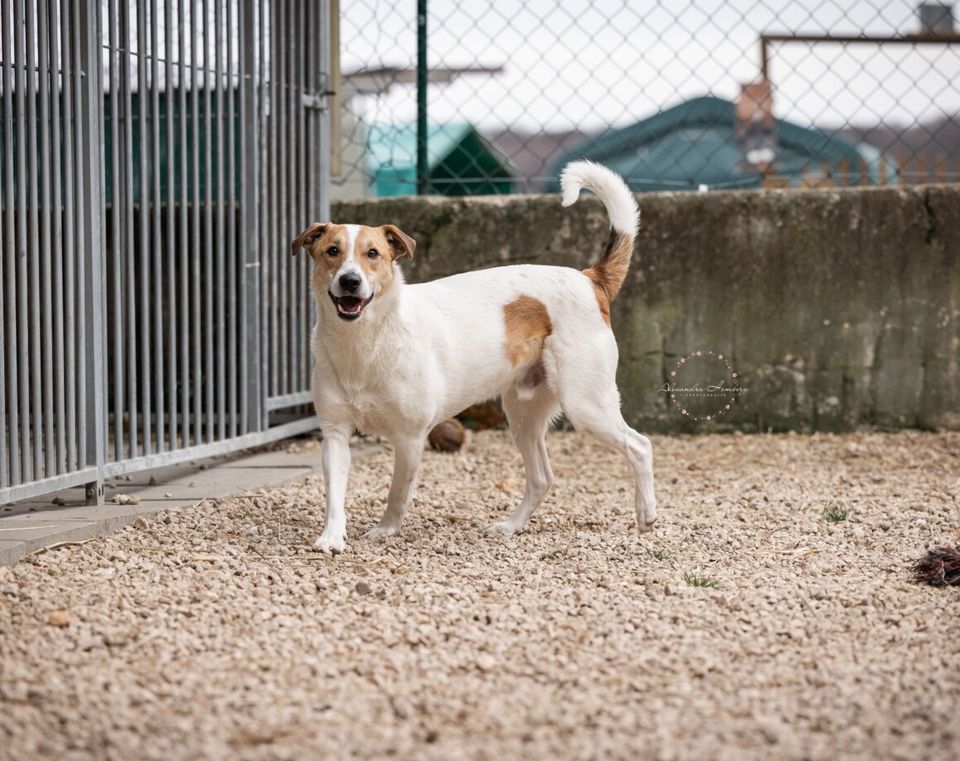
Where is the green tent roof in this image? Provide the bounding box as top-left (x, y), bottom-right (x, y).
top-left (547, 96), bottom-right (886, 192)
top-left (367, 122), bottom-right (514, 196)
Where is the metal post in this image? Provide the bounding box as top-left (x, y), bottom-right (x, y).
top-left (108, 0), bottom-right (124, 462)
top-left (416, 0), bottom-right (428, 195)
top-left (328, 0), bottom-right (341, 177)
top-left (137, 0), bottom-right (152, 455)
top-left (317, 0), bottom-right (331, 221)
top-left (215, 0), bottom-right (226, 442)
top-left (226, 0), bottom-right (238, 438)
top-left (0, 0), bottom-right (9, 488)
top-left (240, 0), bottom-right (261, 434)
top-left (203, 0), bottom-right (214, 443)
top-left (79, 0), bottom-right (106, 505)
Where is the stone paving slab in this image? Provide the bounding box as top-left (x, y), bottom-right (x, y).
top-left (0, 446), bottom-right (322, 566)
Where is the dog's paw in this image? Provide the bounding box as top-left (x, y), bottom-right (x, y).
top-left (311, 533), bottom-right (346, 554)
top-left (364, 525), bottom-right (398, 540)
top-left (486, 520), bottom-right (524, 536)
top-left (636, 512), bottom-right (658, 533)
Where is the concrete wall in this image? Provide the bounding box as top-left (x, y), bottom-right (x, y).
top-left (332, 186), bottom-right (960, 432)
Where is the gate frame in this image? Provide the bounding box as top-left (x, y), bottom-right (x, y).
top-left (0, 0), bottom-right (329, 508)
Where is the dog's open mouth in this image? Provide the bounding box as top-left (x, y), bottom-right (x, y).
top-left (329, 292), bottom-right (372, 321)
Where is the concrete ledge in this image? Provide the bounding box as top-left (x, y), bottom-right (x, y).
top-left (334, 185), bottom-right (960, 432)
top-left (0, 446), bottom-right (324, 566)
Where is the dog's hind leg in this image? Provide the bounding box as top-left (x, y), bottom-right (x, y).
top-left (365, 433), bottom-right (426, 539)
top-left (488, 385), bottom-right (560, 535)
top-left (545, 339), bottom-right (657, 532)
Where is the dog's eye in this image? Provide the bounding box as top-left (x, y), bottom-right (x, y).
top-left (367, 249), bottom-right (379, 259)
top-left (326, 246), bottom-right (339, 257)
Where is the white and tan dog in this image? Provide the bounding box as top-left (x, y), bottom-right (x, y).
top-left (292, 161), bottom-right (656, 553)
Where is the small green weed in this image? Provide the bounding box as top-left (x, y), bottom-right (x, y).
top-left (682, 571), bottom-right (721, 589)
top-left (646, 547), bottom-right (670, 561)
top-left (823, 506), bottom-right (849, 523)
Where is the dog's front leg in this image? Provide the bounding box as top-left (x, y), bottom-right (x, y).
top-left (312, 426), bottom-right (352, 554)
top-left (365, 434), bottom-right (425, 539)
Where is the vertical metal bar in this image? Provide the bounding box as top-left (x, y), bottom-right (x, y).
top-left (286, 0), bottom-right (297, 394)
top-left (0, 2), bottom-right (8, 487)
top-left (317, 0), bottom-right (330, 222)
top-left (151, 0), bottom-right (164, 452)
top-left (14, 0), bottom-right (31, 480)
top-left (303, 0), bottom-right (312, 388)
top-left (240, 0), bottom-right (261, 435)
top-left (73, 0), bottom-right (89, 471)
top-left (214, 0), bottom-right (225, 441)
top-left (178, 0), bottom-right (189, 444)
top-left (38, 0), bottom-right (55, 477)
top-left (328, 0), bottom-right (340, 178)
top-left (122, 0), bottom-right (138, 458)
top-left (79, 0), bottom-right (106, 503)
top-left (26, 0), bottom-right (44, 478)
top-left (263, 2), bottom-right (280, 404)
top-left (268, 0), bottom-right (278, 403)
top-left (165, 0), bottom-right (177, 451)
top-left (288, 3), bottom-right (296, 392)
top-left (203, 0), bottom-right (214, 442)
top-left (251, 0), bottom-right (270, 427)
top-left (416, 0), bottom-right (428, 195)
top-left (292, 3), bottom-right (311, 398)
top-left (305, 0), bottom-right (317, 391)
top-left (301, 0), bottom-right (311, 394)
top-left (137, 0), bottom-right (152, 454)
top-left (191, 0), bottom-right (201, 445)
top-left (50, 0), bottom-right (65, 472)
top-left (61, 0), bottom-right (79, 471)
top-left (277, 0), bottom-right (288, 397)
top-left (108, 0), bottom-right (124, 461)
top-left (226, 0), bottom-right (237, 437)
top-left (1, 0), bottom-right (17, 485)
top-left (300, 0), bottom-right (311, 392)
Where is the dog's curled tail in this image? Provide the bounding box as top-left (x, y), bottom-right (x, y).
top-left (560, 160), bottom-right (639, 309)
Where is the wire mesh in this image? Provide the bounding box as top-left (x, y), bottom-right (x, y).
top-left (334, 0), bottom-right (960, 198)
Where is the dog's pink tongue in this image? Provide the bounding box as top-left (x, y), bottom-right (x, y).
top-left (340, 297), bottom-right (363, 313)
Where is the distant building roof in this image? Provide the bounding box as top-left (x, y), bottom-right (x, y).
top-left (548, 96), bottom-right (889, 192)
top-left (367, 122), bottom-right (514, 196)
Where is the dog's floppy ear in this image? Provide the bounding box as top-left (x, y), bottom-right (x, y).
top-left (291, 222), bottom-right (329, 256)
top-left (380, 224), bottom-right (416, 261)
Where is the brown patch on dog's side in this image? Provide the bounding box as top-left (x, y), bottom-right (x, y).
top-left (503, 295), bottom-right (552, 368)
top-left (583, 229), bottom-right (633, 326)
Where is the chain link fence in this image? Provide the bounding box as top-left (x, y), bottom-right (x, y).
top-left (333, 0), bottom-right (960, 198)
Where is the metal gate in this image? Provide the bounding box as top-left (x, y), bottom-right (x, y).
top-left (0, 0), bottom-right (330, 505)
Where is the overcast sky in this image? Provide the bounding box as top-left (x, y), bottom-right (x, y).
top-left (341, 0), bottom-right (960, 132)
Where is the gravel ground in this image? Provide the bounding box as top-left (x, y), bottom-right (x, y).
top-left (1, 430), bottom-right (959, 761)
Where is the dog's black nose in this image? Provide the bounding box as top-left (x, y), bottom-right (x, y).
top-left (338, 273), bottom-right (362, 294)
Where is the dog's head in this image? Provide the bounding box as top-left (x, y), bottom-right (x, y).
top-left (291, 223), bottom-right (415, 322)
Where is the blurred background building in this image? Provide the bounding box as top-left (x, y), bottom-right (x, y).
top-left (331, 0), bottom-right (960, 198)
